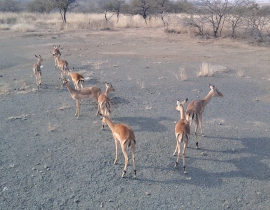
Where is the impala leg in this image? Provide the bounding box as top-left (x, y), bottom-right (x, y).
top-left (198, 114), bottom-right (204, 136)
top-left (173, 133), bottom-right (179, 155)
top-left (78, 100), bottom-right (80, 118)
top-left (174, 140), bottom-right (181, 168)
top-left (121, 142), bottom-right (129, 178)
top-left (183, 136), bottom-right (188, 173)
top-left (131, 140), bottom-right (136, 178)
top-left (114, 137), bottom-right (118, 165)
top-left (80, 81), bottom-right (84, 89)
top-left (96, 104), bottom-right (100, 116)
top-left (194, 116), bottom-right (199, 149)
top-left (101, 117), bottom-right (106, 130)
top-left (39, 71), bottom-right (42, 86)
top-left (75, 100), bottom-right (80, 118)
top-left (173, 143), bottom-right (178, 156)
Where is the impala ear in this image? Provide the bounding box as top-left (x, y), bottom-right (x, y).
top-left (177, 100), bottom-right (180, 106)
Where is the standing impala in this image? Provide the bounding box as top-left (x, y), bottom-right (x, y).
top-left (99, 113), bottom-right (136, 178)
top-left (62, 79), bottom-right (101, 118)
top-left (33, 55), bottom-right (43, 89)
top-left (174, 99), bottom-right (190, 173)
top-left (186, 84), bottom-right (223, 148)
top-left (55, 55), bottom-right (69, 79)
top-left (97, 82), bottom-right (115, 129)
top-left (52, 45), bottom-right (61, 69)
top-left (67, 68), bottom-right (84, 89)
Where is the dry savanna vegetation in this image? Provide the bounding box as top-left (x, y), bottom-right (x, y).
top-left (1, 1), bottom-right (270, 209)
top-left (0, 6), bottom-right (270, 46)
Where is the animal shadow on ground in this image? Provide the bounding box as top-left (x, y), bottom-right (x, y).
top-left (113, 116), bottom-right (172, 132)
top-left (137, 137), bottom-right (269, 187)
top-left (111, 96), bottom-right (130, 106)
top-left (83, 78), bottom-right (100, 86)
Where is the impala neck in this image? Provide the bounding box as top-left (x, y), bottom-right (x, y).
top-left (103, 116), bottom-right (115, 131)
top-left (202, 91), bottom-right (214, 108)
top-left (65, 82), bottom-right (76, 94)
top-left (179, 106), bottom-right (185, 120)
top-left (104, 88), bottom-right (110, 96)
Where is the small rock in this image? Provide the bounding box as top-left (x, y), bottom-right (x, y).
top-left (200, 152), bottom-right (207, 156)
top-left (145, 192), bottom-right (151, 195)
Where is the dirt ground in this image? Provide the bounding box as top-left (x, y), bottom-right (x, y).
top-left (0, 27), bottom-right (270, 210)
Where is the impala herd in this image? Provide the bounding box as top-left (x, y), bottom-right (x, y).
top-left (32, 45), bottom-right (223, 178)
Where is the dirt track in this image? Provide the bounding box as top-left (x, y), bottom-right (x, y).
top-left (0, 28), bottom-right (270, 209)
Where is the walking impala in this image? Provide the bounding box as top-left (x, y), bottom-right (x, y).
top-left (55, 55), bottom-right (69, 79)
top-left (67, 68), bottom-right (84, 89)
top-left (62, 79), bottom-right (101, 118)
top-left (33, 55), bottom-right (43, 89)
top-left (96, 82), bottom-right (115, 129)
top-left (99, 113), bottom-right (136, 178)
top-left (52, 45), bottom-right (61, 69)
top-left (186, 84), bottom-right (223, 148)
top-left (173, 99), bottom-right (190, 173)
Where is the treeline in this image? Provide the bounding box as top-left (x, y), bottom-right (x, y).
top-left (1, 0), bottom-right (270, 44)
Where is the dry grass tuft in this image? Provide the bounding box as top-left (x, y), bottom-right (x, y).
top-left (7, 114), bottom-right (29, 121)
top-left (145, 105), bottom-right (152, 110)
top-left (173, 68), bottom-right (188, 81)
top-left (48, 122), bottom-right (59, 132)
top-left (137, 80), bottom-right (145, 89)
top-left (197, 62), bottom-right (215, 77)
top-left (237, 69), bottom-right (244, 78)
top-left (59, 103), bottom-right (71, 110)
top-left (0, 83), bottom-right (11, 96)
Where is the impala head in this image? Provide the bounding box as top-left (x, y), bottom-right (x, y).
top-left (209, 84), bottom-right (223, 97)
top-left (176, 98), bottom-right (188, 111)
top-left (35, 55), bottom-right (43, 62)
top-left (67, 67), bottom-right (74, 74)
top-left (61, 78), bottom-right (69, 87)
top-left (105, 82), bottom-right (115, 92)
top-left (53, 45), bottom-right (61, 56)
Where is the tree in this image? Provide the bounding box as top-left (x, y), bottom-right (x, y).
top-left (27, 0), bottom-right (52, 13)
top-left (129, 0), bottom-right (155, 24)
top-left (184, 10), bottom-right (208, 36)
top-left (227, 6), bottom-right (249, 38)
top-left (0, 0), bottom-right (21, 12)
top-left (49, 0), bottom-right (78, 23)
top-left (99, 0), bottom-right (125, 23)
top-left (109, 0), bottom-right (126, 22)
top-left (156, 0), bottom-right (170, 25)
top-left (201, 0), bottom-right (249, 38)
top-left (245, 4), bottom-right (270, 43)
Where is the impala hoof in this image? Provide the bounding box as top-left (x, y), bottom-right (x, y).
top-left (121, 170), bottom-right (126, 177)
